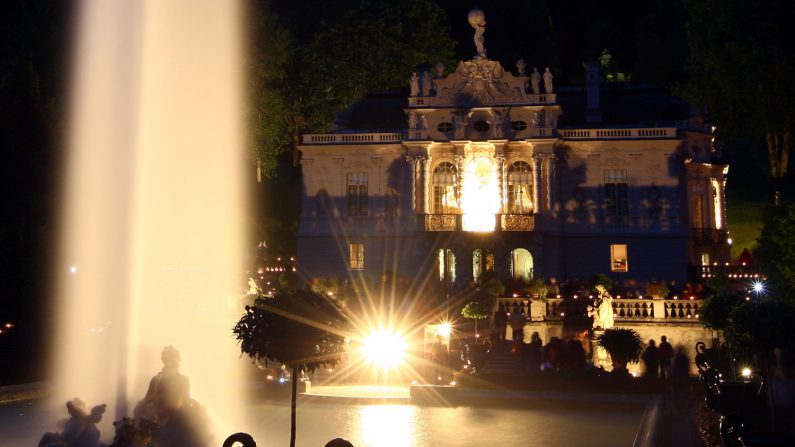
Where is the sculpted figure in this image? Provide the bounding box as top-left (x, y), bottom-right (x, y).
top-left (421, 71), bottom-right (432, 97)
top-left (531, 68), bottom-right (541, 94)
top-left (468, 9), bottom-right (487, 57)
top-left (434, 62), bottom-right (446, 78)
top-left (543, 67), bottom-right (554, 93)
top-left (516, 59), bottom-right (527, 76)
top-left (38, 398), bottom-right (107, 447)
top-left (410, 72), bottom-right (420, 97)
top-left (588, 285), bottom-right (615, 330)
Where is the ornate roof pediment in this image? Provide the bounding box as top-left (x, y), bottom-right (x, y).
top-left (433, 57), bottom-right (529, 107)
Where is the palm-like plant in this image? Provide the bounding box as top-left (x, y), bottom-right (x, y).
top-left (596, 327), bottom-right (644, 374)
top-left (233, 291), bottom-right (348, 447)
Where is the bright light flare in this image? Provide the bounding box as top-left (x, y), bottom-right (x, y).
top-left (436, 322), bottom-right (452, 338)
top-left (362, 329), bottom-right (406, 369)
top-left (752, 281), bottom-right (765, 294)
top-left (461, 156), bottom-right (499, 232)
top-left (741, 367), bottom-right (752, 378)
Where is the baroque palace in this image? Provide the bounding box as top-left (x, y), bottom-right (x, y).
top-left (296, 48), bottom-right (729, 292)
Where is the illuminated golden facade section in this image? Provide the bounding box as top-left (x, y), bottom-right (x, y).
top-left (461, 154), bottom-right (500, 231)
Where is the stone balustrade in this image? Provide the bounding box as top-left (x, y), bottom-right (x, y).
top-left (497, 296), bottom-right (702, 323)
top-left (302, 132), bottom-right (404, 144)
top-left (559, 127), bottom-right (676, 140)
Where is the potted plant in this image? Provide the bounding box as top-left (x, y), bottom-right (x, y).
top-left (596, 327), bottom-right (644, 374)
top-left (526, 278), bottom-right (548, 299)
top-left (646, 281), bottom-right (670, 299)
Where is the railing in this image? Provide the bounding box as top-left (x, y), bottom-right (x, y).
top-left (694, 264), bottom-right (764, 280)
top-left (425, 214), bottom-right (457, 231)
top-left (692, 227), bottom-right (729, 244)
top-left (407, 93), bottom-right (556, 107)
top-left (497, 296), bottom-right (702, 323)
top-left (559, 127), bottom-right (676, 139)
top-left (302, 132), bottom-right (404, 144)
top-left (501, 214), bottom-right (535, 231)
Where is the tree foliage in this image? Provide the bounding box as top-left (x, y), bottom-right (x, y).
top-left (724, 299), bottom-right (795, 356)
top-left (233, 291), bottom-right (348, 372)
top-left (248, 0), bottom-right (455, 175)
top-left (682, 0), bottom-right (795, 178)
top-left (700, 291), bottom-right (743, 331)
top-left (461, 300), bottom-right (491, 321)
top-left (757, 203), bottom-right (795, 297)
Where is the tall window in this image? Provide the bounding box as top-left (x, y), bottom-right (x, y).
top-left (436, 249), bottom-right (456, 283)
top-left (693, 194), bottom-right (705, 228)
top-left (604, 169), bottom-right (628, 216)
top-left (349, 243), bottom-right (365, 270)
top-left (433, 162), bottom-right (458, 214)
top-left (347, 172), bottom-right (368, 216)
top-left (610, 244), bottom-right (628, 272)
top-left (472, 249), bottom-right (495, 281)
top-left (507, 161), bottom-right (534, 214)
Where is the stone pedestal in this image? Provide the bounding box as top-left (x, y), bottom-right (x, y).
top-left (529, 299), bottom-right (546, 321)
top-left (589, 329), bottom-right (611, 370)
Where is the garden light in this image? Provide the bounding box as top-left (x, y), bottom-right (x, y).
top-left (362, 329), bottom-right (406, 369)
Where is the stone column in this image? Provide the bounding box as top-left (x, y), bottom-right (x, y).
top-left (455, 154), bottom-right (466, 211)
top-left (406, 156), bottom-right (419, 212)
top-left (421, 155), bottom-right (432, 214)
top-left (496, 154), bottom-right (506, 214)
top-left (533, 154), bottom-right (544, 213)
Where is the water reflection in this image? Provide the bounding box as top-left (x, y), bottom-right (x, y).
top-left (360, 405), bottom-right (415, 447)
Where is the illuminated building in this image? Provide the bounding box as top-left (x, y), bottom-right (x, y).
top-left (296, 55), bottom-right (729, 287)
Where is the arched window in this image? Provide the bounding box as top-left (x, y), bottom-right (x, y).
top-left (472, 249), bottom-right (495, 282)
top-left (510, 248), bottom-right (534, 282)
top-left (433, 162), bottom-right (458, 214)
top-left (507, 161), bottom-right (533, 214)
top-left (436, 249), bottom-right (456, 283)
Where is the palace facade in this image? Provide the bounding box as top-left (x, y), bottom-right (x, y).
top-left (295, 55), bottom-right (730, 291)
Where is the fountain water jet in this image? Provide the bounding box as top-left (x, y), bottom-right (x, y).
top-left (53, 0), bottom-right (247, 441)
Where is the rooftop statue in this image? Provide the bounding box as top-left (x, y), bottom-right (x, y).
top-left (531, 68), bottom-right (541, 94)
top-left (468, 9), bottom-right (487, 57)
top-left (543, 67), bottom-right (554, 93)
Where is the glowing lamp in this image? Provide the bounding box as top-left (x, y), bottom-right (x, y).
top-left (362, 329), bottom-right (406, 369)
top-left (436, 322), bottom-right (452, 338)
top-left (741, 367), bottom-right (752, 378)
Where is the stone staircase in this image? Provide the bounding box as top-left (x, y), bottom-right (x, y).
top-left (483, 349), bottom-right (519, 374)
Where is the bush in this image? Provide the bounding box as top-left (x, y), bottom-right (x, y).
top-left (645, 281), bottom-right (670, 298)
top-left (526, 278), bottom-right (548, 298)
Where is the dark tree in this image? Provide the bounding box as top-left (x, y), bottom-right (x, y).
top-left (682, 0), bottom-right (795, 178)
top-left (233, 291), bottom-right (348, 447)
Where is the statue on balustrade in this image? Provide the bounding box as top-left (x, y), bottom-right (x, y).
top-left (589, 285), bottom-right (614, 330)
top-left (531, 68), bottom-right (541, 94)
top-left (410, 72), bottom-right (420, 97)
top-left (543, 67), bottom-right (554, 93)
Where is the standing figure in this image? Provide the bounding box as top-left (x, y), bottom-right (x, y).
top-left (468, 9), bottom-right (487, 57)
top-left (642, 339), bottom-right (660, 378)
top-left (421, 71), bottom-right (432, 96)
top-left (530, 68), bottom-right (541, 94)
top-left (589, 285), bottom-right (615, 330)
top-left (516, 59), bottom-right (527, 76)
top-left (543, 67), bottom-right (554, 93)
top-left (410, 72), bottom-right (420, 97)
top-left (658, 335), bottom-right (674, 379)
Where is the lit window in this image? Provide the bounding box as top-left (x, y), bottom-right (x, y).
top-left (610, 244), bottom-right (628, 272)
top-left (433, 162), bottom-right (458, 214)
top-left (349, 243), bottom-right (365, 270)
top-left (507, 161), bottom-right (533, 214)
top-left (693, 194), bottom-right (705, 229)
top-left (437, 249), bottom-right (456, 283)
top-left (701, 253), bottom-right (710, 266)
top-left (604, 169), bottom-right (628, 216)
top-left (347, 172), bottom-right (368, 216)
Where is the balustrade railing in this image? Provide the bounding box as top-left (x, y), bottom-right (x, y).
top-left (559, 127), bottom-right (676, 139)
top-left (497, 296), bottom-right (702, 323)
top-left (302, 132), bottom-right (404, 144)
top-left (692, 227), bottom-right (729, 244)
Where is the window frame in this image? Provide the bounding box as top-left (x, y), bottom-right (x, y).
top-left (346, 172), bottom-right (369, 216)
top-left (349, 243), bottom-right (365, 270)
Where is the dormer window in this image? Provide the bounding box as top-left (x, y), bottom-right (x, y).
top-left (511, 121), bottom-right (528, 131)
top-left (437, 122), bottom-right (453, 133)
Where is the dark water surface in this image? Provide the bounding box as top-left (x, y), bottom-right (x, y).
top-left (0, 398), bottom-right (644, 446)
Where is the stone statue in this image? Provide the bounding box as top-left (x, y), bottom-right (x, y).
top-left (468, 9), bottom-right (487, 57)
top-left (530, 68), bottom-right (541, 94)
top-left (543, 67), bottom-right (554, 93)
top-left (134, 346), bottom-right (210, 447)
top-left (452, 110), bottom-right (470, 139)
top-left (516, 59), bottom-right (527, 76)
top-left (589, 285), bottom-right (615, 330)
top-left (38, 398), bottom-right (108, 447)
top-left (491, 108), bottom-right (507, 138)
top-left (418, 113), bottom-right (428, 130)
top-left (410, 72), bottom-right (420, 97)
top-left (421, 71), bottom-right (432, 97)
top-left (433, 62), bottom-right (446, 78)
